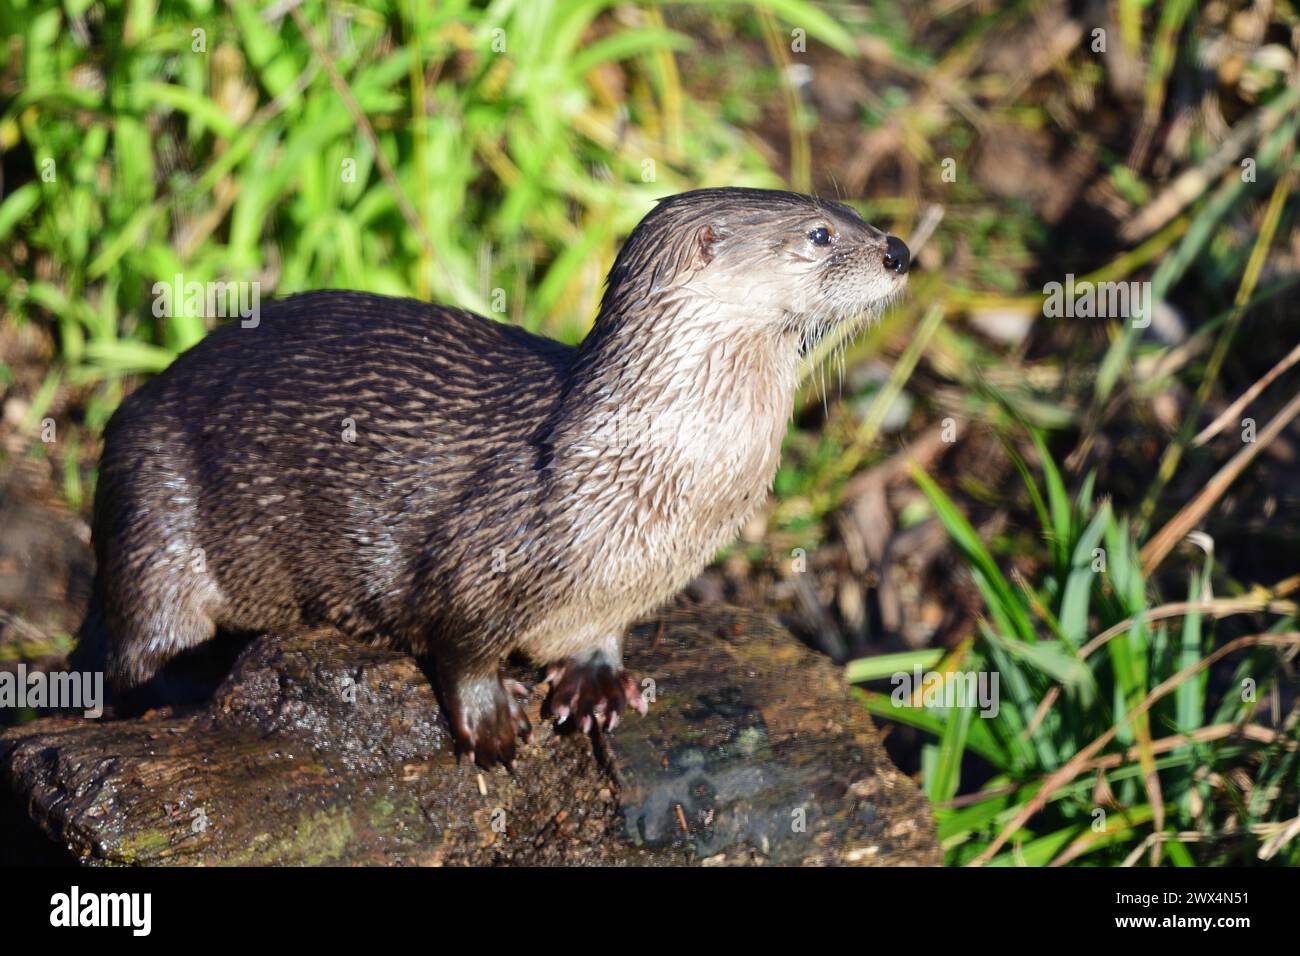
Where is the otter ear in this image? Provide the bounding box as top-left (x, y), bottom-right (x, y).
top-left (696, 223), bottom-right (731, 265)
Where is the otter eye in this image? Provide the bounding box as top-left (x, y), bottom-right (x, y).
top-left (809, 226), bottom-right (832, 246)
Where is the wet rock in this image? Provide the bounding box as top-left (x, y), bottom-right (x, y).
top-left (0, 606), bottom-right (938, 866)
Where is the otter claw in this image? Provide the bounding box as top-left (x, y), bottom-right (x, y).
top-left (544, 657), bottom-right (644, 737)
top-left (443, 673), bottom-right (532, 770)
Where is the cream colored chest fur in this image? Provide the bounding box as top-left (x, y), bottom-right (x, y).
top-left (517, 326), bottom-right (798, 662)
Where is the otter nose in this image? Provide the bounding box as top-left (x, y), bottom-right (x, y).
top-left (883, 235), bottom-right (910, 275)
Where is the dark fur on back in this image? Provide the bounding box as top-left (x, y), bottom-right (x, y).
top-left (91, 292), bottom-right (575, 686)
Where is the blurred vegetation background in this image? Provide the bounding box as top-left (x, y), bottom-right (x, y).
top-left (1, 0), bottom-right (1298, 866)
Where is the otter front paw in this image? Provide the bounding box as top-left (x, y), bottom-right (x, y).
top-left (545, 658), bottom-right (647, 733)
top-left (444, 676), bottom-right (531, 769)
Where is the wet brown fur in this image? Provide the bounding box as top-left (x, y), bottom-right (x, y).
top-left (80, 187), bottom-right (908, 765)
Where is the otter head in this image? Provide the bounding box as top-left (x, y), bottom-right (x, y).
top-left (594, 187), bottom-right (908, 350)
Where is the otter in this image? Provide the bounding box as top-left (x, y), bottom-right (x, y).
top-left (78, 187), bottom-right (909, 767)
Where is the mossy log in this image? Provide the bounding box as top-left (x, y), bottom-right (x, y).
top-left (1, 606), bottom-right (938, 866)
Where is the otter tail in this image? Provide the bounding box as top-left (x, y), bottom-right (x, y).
top-left (68, 585), bottom-right (108, 679)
